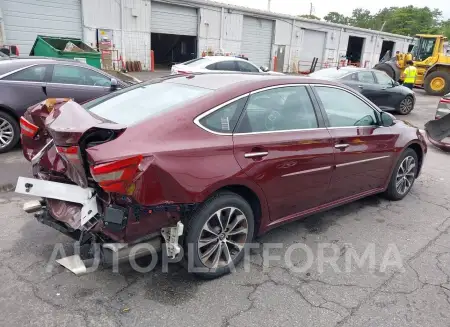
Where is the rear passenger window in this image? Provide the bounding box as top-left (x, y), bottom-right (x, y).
top-left (3, 65), bottom-right (47, 82)
top-left (236, 86), bottom-right (318, 133)
top-left (357, 71), bottom-right (375, 84)
top-left (215, 61), bottom-right (238, 71)
top-left (199, 97), bottom-right (247, 133)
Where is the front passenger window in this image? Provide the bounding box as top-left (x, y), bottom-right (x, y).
top-left (314, 86), bottom-right (378, 127)
top-left (236, 86), bottom-right (318, 133)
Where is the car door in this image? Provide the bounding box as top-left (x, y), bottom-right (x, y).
top-left (232, 85), bottom-right (335, 222)
top-left (0, 64), bottom-right (50, 115)
top-left (46, 64), bottom-right (113, 103)
top-left (373, 71), bottom-right (402, 110)
top-left (312, 85), bottom-right (397, 202)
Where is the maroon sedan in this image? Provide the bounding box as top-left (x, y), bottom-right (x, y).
top-left (16, 73), bottom-right (426, 278)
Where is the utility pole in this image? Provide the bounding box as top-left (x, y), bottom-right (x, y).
top-left (267, 0), bottom-right (271, 11)
top-left (309, 3), bottom-right (313, 16)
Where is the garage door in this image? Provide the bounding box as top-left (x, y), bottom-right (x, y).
top-left (1, 0), bottom-right (82, 56)
top-left (241, 16), bottom-right (273, 68)
top-left (299, 29), bottom-right (326, 71)
top-left (151, 2), bottom-right (198, 36)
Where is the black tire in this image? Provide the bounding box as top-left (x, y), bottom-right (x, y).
top-left (396, 95), bottom-right (414, 115)
top-left (424, 71), bottom-right (450, 96)
top-left (374, 63), bottom-right (395, 79)
top-left (183, 191), bottom-right (255, 279)
top-left (384, 148), bottom-right (419, 201)
top-left (0, 111), bottom-right (19, 154)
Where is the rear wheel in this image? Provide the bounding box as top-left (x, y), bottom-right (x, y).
top-left (424, 71), bottom-right (450, 96)
top-left (184, 191), bottom-right (255, 279)
top-left (396, 95), bottom-right (414, 115)
top-left (0, 111), bottom-right (19, 153)
top-left (384, 148), bottom-right (418, 201)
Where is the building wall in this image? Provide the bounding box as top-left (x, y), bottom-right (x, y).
top-left (79, 0), bottom-right (413, 72)
top-left (81, 0), bottom-right (151, 69)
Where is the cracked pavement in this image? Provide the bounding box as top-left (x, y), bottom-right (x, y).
top-left (1, 90), bottom-right (449, 327)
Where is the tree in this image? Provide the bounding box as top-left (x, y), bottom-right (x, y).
top-left (323, 12), bottom-right (349, 25)
top-left (441, 19), bottom-right (450, 39)
top-left (323, 6), bottom-right (444, 36)
top-left (298, 14), bottom-right (320, 20)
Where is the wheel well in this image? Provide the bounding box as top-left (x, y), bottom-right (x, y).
top-left (407, 143), bottom-right (423, 177)
top-left (0, 105), bottom-right (19, 121)
top-left (425, 65), bottom-right (450, 78)
top-left (220, 185), bottom-right (262, 232)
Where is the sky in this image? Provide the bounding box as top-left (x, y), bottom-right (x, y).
top-left (220, 0), bottom-right (450, 20)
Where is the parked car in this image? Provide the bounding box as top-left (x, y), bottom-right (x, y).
top-left (171, 56), bottom-right (283, 75)
top-left (309, 67), bottom-right (415, 115)
top-left (16, 73), bottom-right (426, 279)
top-left (424, 93), bottom-right (450, 151)
top-left (0, 57), bottom-right (129, 153)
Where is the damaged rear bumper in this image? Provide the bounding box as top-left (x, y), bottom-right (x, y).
top-left (425, 115), bottom-right (450, 152)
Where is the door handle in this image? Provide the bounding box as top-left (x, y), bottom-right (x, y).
top-left (334, 144), bottom-right (349, 150)
top-left (244, 151), bottom-right (269, 158)
top-left (381, 87), bottom-right (387, 90)
top-left (358, 85), bottom-right (363, 88)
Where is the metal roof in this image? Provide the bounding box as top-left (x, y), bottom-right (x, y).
top-left (155, 0), bottom-right (413, 41)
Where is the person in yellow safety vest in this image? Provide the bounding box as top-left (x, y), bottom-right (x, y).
top-left (403, 60), bottom-right (417, 90)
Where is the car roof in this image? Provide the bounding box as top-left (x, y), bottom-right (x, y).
top-left (163, 72), bottom-right (339, 91)
top-left (321, 67), bottom-right (378, 73)
top-left (203, 56), bottom-right (252, 63)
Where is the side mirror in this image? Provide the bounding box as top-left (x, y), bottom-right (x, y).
top-left (380, 111), bottom-right (394, 127)
top-left (260, 66), bottom-right (269, 72)
top-left (110, 78), bottom-right (119, 91)
top-left (392, 81), bottom-right (400, 87)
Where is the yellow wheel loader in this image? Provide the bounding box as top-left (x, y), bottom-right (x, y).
top-left (374, 34), bottom-right (450, 96)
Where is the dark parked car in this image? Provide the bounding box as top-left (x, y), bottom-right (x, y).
top-left (16, 73), bottom-right (426, 278)
top-left (0, 57), bottom-right (128, 153)
top-left (309, 67), bottom-right (415, 115)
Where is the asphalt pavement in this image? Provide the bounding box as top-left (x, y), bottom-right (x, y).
top-left (1, 84), bottom-right (449, 327)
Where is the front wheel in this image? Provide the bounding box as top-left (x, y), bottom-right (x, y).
top-left (384, 148), bottom-right (418, 201)
top-left (184, 191), bottom-right (255, 279)
top-left (396, 96), bottom-right (414, 115)
top-left (424, 71), bottom-right (450, 96)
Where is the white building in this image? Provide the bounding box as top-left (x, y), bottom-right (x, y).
top-left (0, 0), bottom-right (414, 72)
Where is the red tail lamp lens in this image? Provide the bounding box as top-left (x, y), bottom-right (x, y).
top-left (440, 98), bottom-right (450, 104)
top-left (90, 155), bottom-right (143, 194)
top-left (56, 146), bottom-right (81, 163)
top-left (20, 117), bottom-right (39, 138)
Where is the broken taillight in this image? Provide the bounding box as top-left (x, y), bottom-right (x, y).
top-left (20, 117), bottom-right (39, 138)
top-left (440, 98), bottom-right (450, 104)
top-left (90, 155), bottom-right (143, 194)
top-left (56, 146), bottom-right (81, 163)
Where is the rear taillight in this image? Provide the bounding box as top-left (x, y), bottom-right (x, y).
top-left (90, 155), bottom-right (143, 194)
top-left (56, 146), bottom-right (81, 163)
top-left (440, 98), bottom-right (450, 104)
top-left (20, 117), bottom-right (39, 138)
top-left (177, 70), bottom-right (191, 75)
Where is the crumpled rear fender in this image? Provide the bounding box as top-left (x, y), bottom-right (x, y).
top-left (425, 114), bottom-right (450, 151)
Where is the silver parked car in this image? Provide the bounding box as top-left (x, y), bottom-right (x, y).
top-left (171, 56), bottom-right (283, 75)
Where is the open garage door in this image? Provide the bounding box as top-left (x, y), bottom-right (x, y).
top-left (299, 29), bottom-right (326, 72)
top-left (151, 2), bottom-right (198, 36)
top-left (151, 2), bottom-right (198, 67)
top-left (1, 0), bottom-right (82, 55)
top-left (241, 16), bottom-right (273, 68)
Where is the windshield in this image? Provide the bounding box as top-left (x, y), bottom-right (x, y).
top-left (182, 58), bottom-right (209, 67)
top-left (309, 68), bottom-right (352, 79)
top-left (411, 37), bottom-right (436, 61)
top-left (83, 81), bottom-right (212, 125)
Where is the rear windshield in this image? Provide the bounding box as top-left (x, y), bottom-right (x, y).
top-left (182, 58), bottom-right (209, 67)
top-left (83, 81), bottom-right (211, 125)
top-left (309, 69), bottom-right (352, 79)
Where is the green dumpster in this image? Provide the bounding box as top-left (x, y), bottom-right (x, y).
top-left (30, 35), bottom-right (101, 68)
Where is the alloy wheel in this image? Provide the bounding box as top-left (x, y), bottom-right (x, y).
top-left (197, 207), bottom-right (249, 269)
top-left (396, 156), bottom-right (416, 195)
top-left (0, 118), bottom-right (14, 149)
top-left (399, 97), bottom-right (413, 114)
